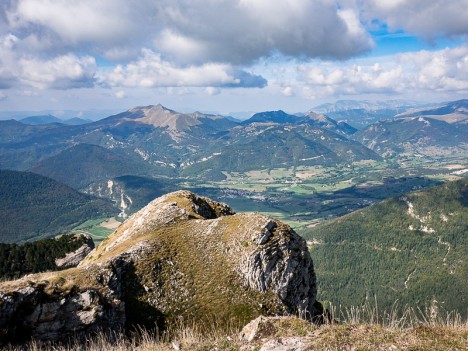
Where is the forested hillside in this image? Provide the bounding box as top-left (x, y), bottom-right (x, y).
top-left (304, 178), bottom-right (467, 317)
top-left (0, 234), bottom-right (92, 279)
top-left (0, 170), bottom-right (118, 243)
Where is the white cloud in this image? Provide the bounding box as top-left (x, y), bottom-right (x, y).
top-left (19, 54), bottom-right (96, 89)
top-left (0, 91), bottom-right (7, 100)
top-left (99, 49), bottom-right (266, 88)
top-left (297, 45), bottom-right (468, 96)
top-left (0, 33), bottom-right (97, 90)
top-left (7, 0), bottom-right (138, 44)
top-left (153, 0), bottom-right (373, 64)
top-left (6, 0), bottom-right (373, 65)
top-left (360, 0), bottom-right (468, 38)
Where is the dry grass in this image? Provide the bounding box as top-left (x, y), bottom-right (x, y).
top-left (5, 307), bottom-right (467, 351)
top-left (329, 299), bottom-right (467, 329)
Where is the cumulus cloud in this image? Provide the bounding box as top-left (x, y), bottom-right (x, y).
top-left (6, 0), bottom-right (373, 65)
top-left (297, 45), bottom-right (468, 96)
top-left (2, 0), bottom-right (468, 97)
top-left (0, 33), bottom-right (20, 88)
top-left (7, 0), bottom-right (140, 45)
top-left (0, 33), bottom-right (96, 89)
top-left (359, 0), bottom-right (468, 38)
top-left (19, 54), bottom-right (96, 89)
top-left (99, 49), bottom-right (266, 88)
top-left (153, 0), bottom-right (373, 64)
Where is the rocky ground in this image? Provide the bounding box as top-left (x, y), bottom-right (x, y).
top-left (5, 316), bottom-right (467, 351)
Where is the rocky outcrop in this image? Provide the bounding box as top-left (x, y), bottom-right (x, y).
top-left (0, 283), bottom-right (125, 344)
top-left (55, 234), bottom-right (95, 268)
top-left (238, 219), bottom-right (317, 318)
top-left (0, 190), bottom-right (321, 344)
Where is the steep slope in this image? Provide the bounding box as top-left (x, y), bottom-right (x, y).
top-left (304, 178), bottom-right (468, 317)
top-left (84, 175), bottom-right (177, 217)
top-left (182, 123), bottom-right (380, 179)
top-left (0, 191), bottom-right (321, 343)
top-left (29, 144), bottom-right (154, 189)
top-left (0, 170), bottom-right (118, 243)
top-left (354, 117), bottom-right (468, 156)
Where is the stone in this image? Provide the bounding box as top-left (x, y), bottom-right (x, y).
top-left (259, 337), bottom-right (307, 351)
top-left (241, 316), bottom-right (269, 342)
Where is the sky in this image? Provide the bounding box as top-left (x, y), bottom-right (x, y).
top-left (0, 0), bottom-right (467, 117)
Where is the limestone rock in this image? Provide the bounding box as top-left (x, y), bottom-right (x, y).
top-left (259, 337), bottom-right (308, 351)
top-left (241, 316), bottom-right (270, 342)
top-left (0, 283), bottom-right (124, 344)
top-left (55, 234), bottom-right (95, 267)
top-left (0, 190), bottom-right (321, 344)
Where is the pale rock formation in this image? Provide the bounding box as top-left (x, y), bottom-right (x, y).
top-left (55, 234), bottom-right (95, 268)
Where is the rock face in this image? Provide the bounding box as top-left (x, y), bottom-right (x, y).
top-left (0, 191), bottom-right (320, 344)
top-left (55, 234), bottom-right (95, 268)
top-left (0, 284), bottom-right (124, 344)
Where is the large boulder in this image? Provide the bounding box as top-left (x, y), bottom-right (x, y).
top-left (0, 191), bottom-right (321, 344)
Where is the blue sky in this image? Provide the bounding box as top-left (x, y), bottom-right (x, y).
top-left (0, 0), bottom-right (467, 117)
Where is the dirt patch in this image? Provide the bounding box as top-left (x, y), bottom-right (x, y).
top-left (100, 218), bottom-right (122, 229)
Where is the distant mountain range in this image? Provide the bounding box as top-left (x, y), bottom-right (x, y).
top-left (242, 110), bottom-right (357, 135)
top-left (0, 100), bottom-right (466, 191)
top-left (312, 99), bottom-right (436, 129)
top-left (304, 178), bottom-right (468, 318)
top-left (354, 115), bottom-right (467, 156)
top-left (20, 114), bottom-right (92, 125)
top-left (395, 99), bottom-right (468, 124)
top-left (313, 99), bottom-right (428, 114)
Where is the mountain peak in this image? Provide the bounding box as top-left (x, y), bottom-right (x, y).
top-left (242, 110), bottom-right (297, 125)
top-left (125, 104), bottom-right (200, 130)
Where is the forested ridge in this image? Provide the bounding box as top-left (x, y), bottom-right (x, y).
top-left (0, 169), bottom-right (118, 243)
top-left (305, 178), bottom-right (467, 317)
